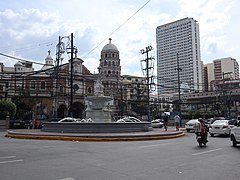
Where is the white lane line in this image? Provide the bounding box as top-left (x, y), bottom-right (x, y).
top-left (0, 159), bottom-right (23, 164)
top-left (58, 178), bottom-right (75, 180)
top-left (0, 156), bottom-right (17, 159)
top-left (192, 148), bottom-right (222, 156)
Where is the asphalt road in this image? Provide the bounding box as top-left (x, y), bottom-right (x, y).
top-left (0, 131), bottom-right (239, 180)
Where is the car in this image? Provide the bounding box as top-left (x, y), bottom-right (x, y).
top-left (185, 119), bottom-right (199, 132)
top-left (116, 116), bottom-right (141, 123)
top-left (58, 117), bottom-right (79, 123)
top-left (151, 119), bottom-right (163, 128)
top-left (124, 116), bottom-right (142, 122)
top-left (230, 120), bottom-right (240, 147)
top-left (209, 120), bottom-right (232, 137)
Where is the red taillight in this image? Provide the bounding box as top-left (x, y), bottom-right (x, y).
top-left (222, 125), bottom-right (228, 128)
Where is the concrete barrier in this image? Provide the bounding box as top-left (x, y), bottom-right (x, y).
top-left (41, 122), bottom-right (151, 133)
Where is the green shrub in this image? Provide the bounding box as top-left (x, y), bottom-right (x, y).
top-left (0, 100), bottom-right (16, 119)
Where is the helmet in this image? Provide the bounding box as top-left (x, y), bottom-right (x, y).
top-left (198, 118), bottom-right (203, 122)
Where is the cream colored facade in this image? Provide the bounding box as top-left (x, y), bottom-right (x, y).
top-left (213, 57), bottom-right (239, 80)
top-left (204, 57), bottom-right (239, 91)
top-left (156, 17), bottom-right (203, 93)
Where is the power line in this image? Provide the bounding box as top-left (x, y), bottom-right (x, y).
top-left (0, 52), bottom-right (45, 65)
top-left (83, 0), bottom-right (152, 59)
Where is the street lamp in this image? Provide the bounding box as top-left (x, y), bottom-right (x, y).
top-left (176, 53), bottom-right (182, 126)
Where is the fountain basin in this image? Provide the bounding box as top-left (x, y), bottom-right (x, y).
top-left (41, 122), bottom-right (151, 133)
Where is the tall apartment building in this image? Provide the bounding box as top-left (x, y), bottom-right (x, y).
top-left (204, 57), bottom-right (239, 91)
top-left (213, 57), bottom-right (239, 80)
top-left (156, 17), bottom-right (203, 93)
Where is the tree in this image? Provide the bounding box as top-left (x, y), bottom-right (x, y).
top-left (0, 100), bottom-right (16, 119)
top-left (130, 100), bottom-right (148, 116)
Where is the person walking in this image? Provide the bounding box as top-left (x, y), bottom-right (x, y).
top-left (174, 113), bottom-right (180, 131)
top-left (163, 113), bottom-right (168, 131)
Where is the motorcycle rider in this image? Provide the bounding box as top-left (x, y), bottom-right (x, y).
top-left (195, 118), bottom-right (208, 143)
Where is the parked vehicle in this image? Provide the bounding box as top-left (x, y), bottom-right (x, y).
top-left (58, 117), bottom-right (79, 123)
top-left (185, 119), bottom-right (199, 132)
top-left (151, 119), bottom-right (163, 128)
top-left (209, 120), bottom-right (232, 136)
top-left (9, 118), bottom-right (32, 129)
top-left (116, 116), bottom-right (141, 123)
top-left (230, 120), bottom-right (240, 147)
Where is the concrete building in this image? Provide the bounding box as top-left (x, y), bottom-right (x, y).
top-left (98, 38), bottom-right (122, 97)
top-left (204, 57), bottom-right (239, 91)
top-left (213, 57), bottom-right (239, 80)
top-left (156, 17), bottom-right (203, 93)
top-left (0, 51), bottom-right (94, 120)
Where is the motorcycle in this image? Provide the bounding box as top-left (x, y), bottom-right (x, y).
top-left (196, 132), bottom-right (208, 147)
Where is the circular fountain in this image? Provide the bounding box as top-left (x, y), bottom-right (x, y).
top-left (41, 76), bottom-right (151, 133)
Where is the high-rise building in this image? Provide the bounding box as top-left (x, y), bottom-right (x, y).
top-left (213, 57), bottom-right (239, 80)
top-left (156, 17), bottom-right (203, 94)
top-left (203, 57), bottom-right (239, 91)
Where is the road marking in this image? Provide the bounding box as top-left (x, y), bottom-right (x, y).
top-left (58, 178), bottom-right (75, 180)
top-left (0, 156), bottom-right (17, 159)
top-left (0, 159), bottom-right (24, 164)
top-left (192, 148), bottom-right (222, 156)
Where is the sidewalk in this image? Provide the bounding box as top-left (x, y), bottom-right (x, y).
top-left (5, 127), bottom-right (185, 141)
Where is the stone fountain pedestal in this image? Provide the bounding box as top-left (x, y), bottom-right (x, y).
top-left (85, 95), bottom-right (113, 122)
top-left (84, 76), bottom-right (113, 122)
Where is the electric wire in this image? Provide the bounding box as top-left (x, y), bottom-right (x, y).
top-left (82, 0), bottom-right (152, 59)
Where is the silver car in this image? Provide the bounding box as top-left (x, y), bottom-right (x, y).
top-left (151, 119), bottom-right (163, 128)
top-left (185, 119), bottom-right (199, 132)
top-left (58, 117), bottom-right (79, 123)
top-left (209, 120), bottom-right (232, 136)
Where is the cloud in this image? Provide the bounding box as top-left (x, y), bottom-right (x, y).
top-left (0, 0), bottom-right (239, 76)
top-left (0, 8), bottom-right (61, 40)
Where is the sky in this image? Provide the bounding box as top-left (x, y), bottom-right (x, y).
top-left (0, 0), bottom-right (239, 76)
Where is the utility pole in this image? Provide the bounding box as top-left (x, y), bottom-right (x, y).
top-left (53, 34), bottom-right (76, 119)
top-left (176, 53), bottom-right (182, 126)
top-left (70, 33), bottom-right (74, 117)
top-left (140, 45), bottom-right (154, 122)
top-left (53, 36), bottom-right (65, 121)
top-left (222, 71), bottom-right (232, 118)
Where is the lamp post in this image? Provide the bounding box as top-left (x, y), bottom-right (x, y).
top-left (176, 53), bottom-right (182, 126)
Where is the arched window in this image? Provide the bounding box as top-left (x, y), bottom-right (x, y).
top-left (108, 70), bottom-right (111, 74)
top-left (40, 81), bottom-right (46, 90)
top-left (112, 61), bottom-right (115, 66)
top-left (60, 86), bottom-right (64, 93)
top-left (104, 60), bottom-right (107, 66)
top-left (108, 61), bottom-right (111, 66)
top-left (88, 87), bottom-right (92, 94)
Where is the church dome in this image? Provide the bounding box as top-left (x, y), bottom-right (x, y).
top-left (41, 50), bottom-right (54, 71)
top-left (14, 62), bottom-right (22, 66)
top-left (102, 38), bottom-right (118, 51)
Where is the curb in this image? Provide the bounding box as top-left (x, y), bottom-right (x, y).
top-left (5, 132), bottom-right (185, 142)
